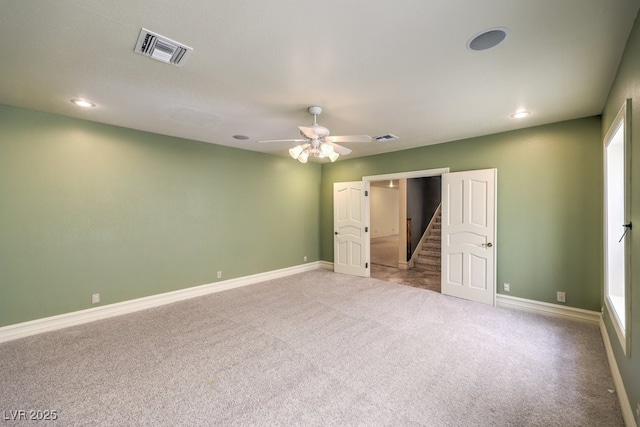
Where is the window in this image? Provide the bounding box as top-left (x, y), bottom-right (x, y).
top-left (603, 99), bottom-right (631, 355)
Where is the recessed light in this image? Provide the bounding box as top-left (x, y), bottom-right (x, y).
top-left (467, 27), bottom-right (508, 51)
top-left (233, 135), bottom-right (250, 140)
top-left (71, 98), bottom-right (95, 108)
top-left (510, 110), bottom-right (531, 119)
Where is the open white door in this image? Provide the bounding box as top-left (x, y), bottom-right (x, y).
top-left (334, 181), bottom-right (370, 277)
top-left (442, 169), bottom-right (496, 305)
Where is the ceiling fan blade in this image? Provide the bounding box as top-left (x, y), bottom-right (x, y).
top-left (325, 135), bottom-right (372, 143)
top-left (299, 126), bottom-right (318, 139)
top-left (257, 138), bottom-right (308, 143)
top-left (325, 141), bottom-right (352, 155)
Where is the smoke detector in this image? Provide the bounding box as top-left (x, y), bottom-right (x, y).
top-left (134, 28), bottom-right (193, 67)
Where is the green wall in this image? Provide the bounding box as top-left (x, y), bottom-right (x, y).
top-left (601, 12), bottom-right (640, 424)
top-left (321, 117), bottom-right (603, 311)
top-left (0, 105), bottom-right (320, 327)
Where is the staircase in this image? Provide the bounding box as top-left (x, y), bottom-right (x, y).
top-left (413, 208), bottom-right (441, 278)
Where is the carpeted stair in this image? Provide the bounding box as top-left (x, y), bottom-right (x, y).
top-left (413, 209), bottom-right (441, 280)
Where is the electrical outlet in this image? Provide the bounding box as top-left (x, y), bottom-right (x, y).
top-left (503, 283), bottom-right (510, 292)
top-left (557, 291), bottom-right (566, 303)
top-left (91, 293), bottom-right (100, 304)
top-left (216, 271), bottom-right (222, 279)
top-left (303, 256), bottom-right (307, 262)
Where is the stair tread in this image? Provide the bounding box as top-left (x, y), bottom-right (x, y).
top-left (418, 252), bottom-right (440, 257)
top-left (412, 208), bottom-right (442, 273)
top-left (416, 254), bottom-right (440, 264)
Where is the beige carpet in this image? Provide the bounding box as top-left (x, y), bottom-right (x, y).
top-left (0, 269), bottom-right (623, 426)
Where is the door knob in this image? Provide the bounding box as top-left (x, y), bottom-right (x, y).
top-left (482, 242), bottom-right (493, 248)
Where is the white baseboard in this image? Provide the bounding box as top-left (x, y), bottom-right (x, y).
top-left (600, 318), bottom-right (637, 427)
top-left (371, 232), bottom-right (398, 238)
top-left (496, 294), bottom-right (601, 323)
top-left (319, 260), bottom-right (334, 270)
top-left (0, 262), bottom-right (323, 344)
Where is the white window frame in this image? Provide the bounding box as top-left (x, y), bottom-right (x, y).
top-left (603, 99), bottom-right (632, 356)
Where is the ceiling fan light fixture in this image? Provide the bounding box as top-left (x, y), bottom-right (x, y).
top-left (259, 106), bottom-right (366, 163)
top-left (320, 143), bottom-right (334, 156)
top-left (298, 150), bottom-right (309, 163)
top-left (289, 145), bottom-right (304, 159)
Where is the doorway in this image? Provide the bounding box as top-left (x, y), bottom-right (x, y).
top-left (365, 168), bottom-right (448, 292)
top-left (369, 179), bottom-right (400, 268)
top-left (354, 167), bottom-right (497, 306)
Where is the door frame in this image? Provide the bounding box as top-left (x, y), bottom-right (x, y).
top-left (363, 168), bottom-right (450, 269)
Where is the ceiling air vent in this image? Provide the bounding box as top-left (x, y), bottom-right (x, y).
top-left (375, 134), bottom-right (399, 142)
top-left (134, 28), bottom-right (193, 67)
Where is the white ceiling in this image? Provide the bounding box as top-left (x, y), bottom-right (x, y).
top-left (1, 0), bottom-right (638, 160)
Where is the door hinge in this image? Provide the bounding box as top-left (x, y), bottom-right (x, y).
top-left (365, 226), bottom-right (369, 232)
top-left (365, 262), bottom-right (369, 268)
top-left (365, 190), bottom-right (369, 196)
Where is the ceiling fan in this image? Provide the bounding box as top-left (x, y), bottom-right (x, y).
top-left (258, 106), bottom-right (372, 163)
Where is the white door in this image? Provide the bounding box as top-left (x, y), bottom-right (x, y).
top-left (441, 169), bottom-right (496, 305)
top-left (334, 181), bottom-right (370, 277)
